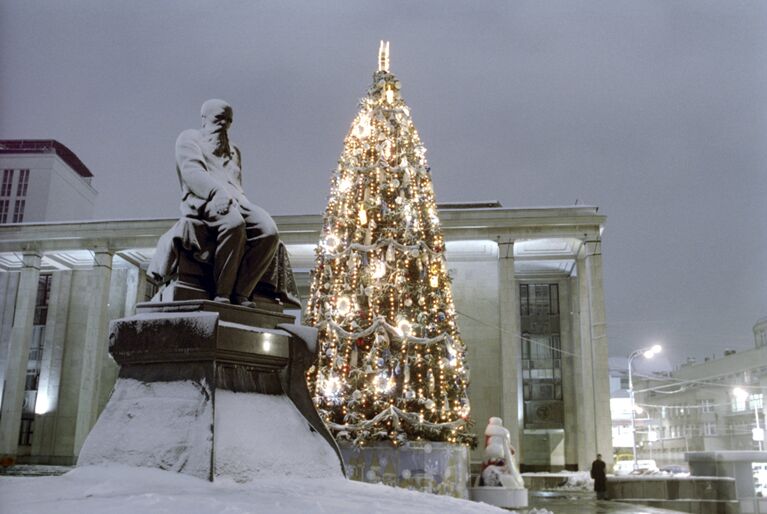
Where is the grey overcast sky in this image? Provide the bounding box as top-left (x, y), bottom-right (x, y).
top-left (2, 0), bottom-right (766, 366)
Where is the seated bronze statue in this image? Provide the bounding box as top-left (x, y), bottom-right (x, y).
top-left (149, 99), bottom-right (299, 308)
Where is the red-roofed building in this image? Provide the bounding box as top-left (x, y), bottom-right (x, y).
top-left (0, 140), bottom-right (96, 223)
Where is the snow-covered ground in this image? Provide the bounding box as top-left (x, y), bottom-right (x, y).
top-left (1, 464), bottom-right (519, 514)
top-left (1, 388), bottom-right (556, 513)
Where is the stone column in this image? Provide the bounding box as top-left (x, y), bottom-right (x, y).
top-left (0, 252), bottom-right (41, 458)
top-left (97, 264), bottom-right (133, 414)
top-left (567, 274), bottom-right (583, 469)
top-left (0, 271), bottom-right (21, 414)
top-left (584, 239), bottom-right (613, 468)
top-left (576, 254), bottom-right (597, 470)
top-left (73, 251), bottom-right (113, 455)
top-left (31, 271), bottom-right (72, 459)
top-left (123, 265), bottom-right (143, 317)
top-left (559, 278), bottom-right (578, 469)
top-left (497, 237), bottom-right (522, 452)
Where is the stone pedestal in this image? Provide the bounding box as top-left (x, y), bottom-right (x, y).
top-left (340, 441), bottom-right (469, 498)
top-left (77, 300), bottom-right (345, 481)
top-left (469, 487), bottom-right (528, 509)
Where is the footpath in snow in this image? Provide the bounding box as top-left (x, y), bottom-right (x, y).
top-left (1, 464), bottom-right (518, 514)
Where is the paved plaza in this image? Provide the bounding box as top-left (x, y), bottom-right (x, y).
top-left (528, 492), bottom-right (683, 514)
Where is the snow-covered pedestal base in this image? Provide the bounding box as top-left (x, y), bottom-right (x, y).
top-left (78, 382), bottom-right (343, 483)
top-left (77, 301), bottom-right (345, 481)
top-left (469, 486), bottom-right (528, 508)
top-left (340, 442), bottom-right (469, 498)
top-left (214, 391), bottom-right (342, 481)
top-left (78, 378), bottom-right (215, 479)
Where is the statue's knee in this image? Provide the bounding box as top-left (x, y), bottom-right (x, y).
top-left (219, 211), bottom-right (246, 235)
top-left (264, 221), bottom-right (279, 245)
top-left (261, 231), bottom-right (279, 255)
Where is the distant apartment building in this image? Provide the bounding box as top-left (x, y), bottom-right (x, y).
top-left (612, 319), bottom-right (767, 466)
top-left (0, 140), bottom-right (96, 223)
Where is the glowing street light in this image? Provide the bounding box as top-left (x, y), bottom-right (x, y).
top-left (628, 344), bottom-right (662, 469)
top-left (643, 344), bottom-right (662, 359)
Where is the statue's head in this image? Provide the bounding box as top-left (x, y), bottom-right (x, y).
top-left (489, 417), bottom-right (502, 426)
top-left (201, 99), bottom-right (233, 132)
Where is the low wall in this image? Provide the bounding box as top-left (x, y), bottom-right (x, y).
top-left (686, 450), bottom-right (767, 514)
top-left (607, 476), bottom-right (739, 514)
top-left (340, 442), bottom-right (470, 498)
top-left (521, 472), bottom-right (591, 491)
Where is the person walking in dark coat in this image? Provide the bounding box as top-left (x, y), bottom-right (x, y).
top-left (590, 454), bottom-right (608, 500)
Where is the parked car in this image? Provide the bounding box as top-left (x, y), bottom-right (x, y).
top-left (613, 459), bottom-right (659, 476)
top-left (659, 465), bottom-right (689, 476)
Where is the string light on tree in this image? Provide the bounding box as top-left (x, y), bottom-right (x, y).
top-left (306, 41), bottom-right (473, 447)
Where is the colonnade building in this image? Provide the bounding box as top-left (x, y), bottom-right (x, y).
top-left (0, 205), bottom-right (612, 471)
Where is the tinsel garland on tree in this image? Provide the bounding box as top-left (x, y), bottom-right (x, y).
top-left (306, 42), bottom-right (473, 446)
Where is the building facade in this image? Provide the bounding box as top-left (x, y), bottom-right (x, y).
top-left (608, 357), bottom-right (634, 455)
top-left (0, 206), bottom-right (612, 471)
top-left (627, 324), bottom-right (767, 467)
top-left (0, 140), bottom-right (96, 223)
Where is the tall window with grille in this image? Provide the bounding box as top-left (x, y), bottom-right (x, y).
top-left (19, 274), bottom-right (51, 446)
top-left (519, 283), bottom-right (564, 429)
top-left (12, 168), bottom-right (29, 223)
top-left (0, 169), bottom-right (13, 223)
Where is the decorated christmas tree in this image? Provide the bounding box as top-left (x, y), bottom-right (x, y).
top-left (306, 42), bottom-right (472, 447)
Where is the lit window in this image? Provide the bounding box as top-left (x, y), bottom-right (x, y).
top-left (33, 275), bottom-right (52, 326)
top-left (1, 169), bottom-right (13, 196)
top-left (0, 199), bottom-right (8, 223)
top-left (18, 416), bottom-right (33, 446)
top-left (16, 169), bottom-right (29, 197)
top-left (12, 199), bottom-right (25, 223)
top-left (519, 284), bottom-right (529, 316)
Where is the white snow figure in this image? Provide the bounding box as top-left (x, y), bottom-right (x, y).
top-left (480, 417), bottom-right (524, 489)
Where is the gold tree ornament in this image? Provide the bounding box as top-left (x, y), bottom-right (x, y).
top-left (306, 44), bottom-right (474, 447)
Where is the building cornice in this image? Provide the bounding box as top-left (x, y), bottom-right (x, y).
top-left (0, 139), bottom-right (94, 178)
top-left (0, 206), bottom-right (605, 253)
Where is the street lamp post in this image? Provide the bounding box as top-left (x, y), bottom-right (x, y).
top-left (628, 344), bottom-right (662, 469)
top-left (733, 387), bottom-right (764, 451)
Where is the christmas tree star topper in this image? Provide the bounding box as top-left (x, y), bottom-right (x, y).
top-left (378, 40), bottom-right (390, 72)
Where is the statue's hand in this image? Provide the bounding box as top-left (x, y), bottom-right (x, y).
top-left (208, 189), bottom-right (233, 216)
